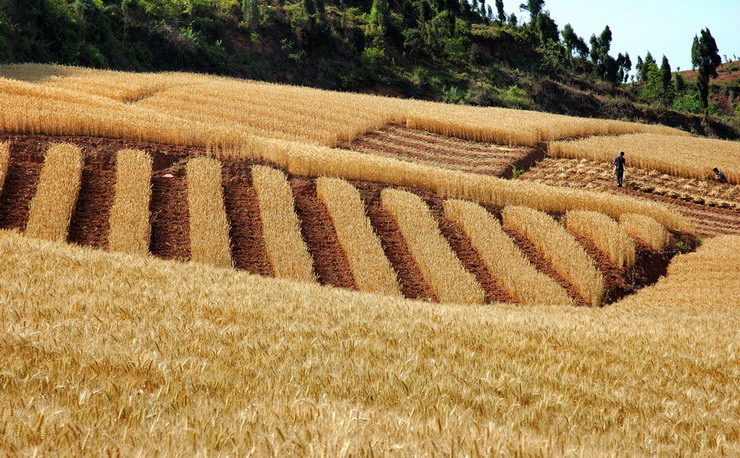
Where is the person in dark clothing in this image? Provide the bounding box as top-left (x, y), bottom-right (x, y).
top-left (713, 167), bottom-right (727, 183)
top-left (613, 152), bottom-right (626, 187)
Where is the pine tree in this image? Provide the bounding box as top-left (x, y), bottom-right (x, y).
top-left (519, 0), bottom-right (544, 22)
top-left (370, 0), bottom-right (392, 33)
top-left (691, 28), bottom-right (721, 112)
top-left (660, 55), bottom-right (672, 95)
top-left (495, 0), bottom-right (506, 22)
top-left (622, 52), bottom-right (631, 83)
top-left (242, 0), bottom-right (260, 30)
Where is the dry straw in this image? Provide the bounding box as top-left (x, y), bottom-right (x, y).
top-left (251, 165), bottom-right (315, 282)
top-left (186, 157), bottom-right (233, 268)
top-left (0, 142), bottom-right (9, 194)
top-left (25, 143), bottom-right (83, 242)
top-left (444, 199), bottom-right (573, 305)
top-left (316, 177), bottom-right (400, 296)
top-left (565, 210), bottom-right (636, 269)
top-left (550, 133), bottom-right (740, 184)
top-left (108, 149), bottom-right (152, 256)
top-left (619, 213), bottom-right (668, 252)
top-left (381, 188), bottom-right (485, 304)
top-left (503, 206), bottom-right (605, 306)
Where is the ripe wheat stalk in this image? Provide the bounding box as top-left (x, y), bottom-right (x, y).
top-left (25, 143), bottom-right (83, 242)
top-left (316, 177), bottom-right (400, 296)
top-left (251, 165), bottom-right (315, 282)
top-left (382, 188), bottom-right (485, 304)
top-left (186, 157), bottom-right (233, 268)
top-left (444, 199), bottom-right (573, 305)
top-left (503, 206), bottom-right (605, 306)
top-left (565, 210), bottom-right (636, 269)
top-left (0, 142), bottom-right (9, 194)
top-left (619, 213), bottom-right (669, 252)
top-left (108, 149), bottom-right (152, 256)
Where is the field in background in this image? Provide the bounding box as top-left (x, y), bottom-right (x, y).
top-left (519, 157), bottom-right (740, 238)
top-left (0, 230), bottom-right (737, 455)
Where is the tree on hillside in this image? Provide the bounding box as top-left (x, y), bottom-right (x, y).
top-left (562, 23), bottom-right (588, 58)
top-left (370, 0), bottom-right (392, 34)
top-left (640, 52), bottom-right (655, 82)
top-left (242, 0), bottom-right (260, 30)
top-left (519, 0), bottom-right (544, 22)
top-left (660, 55), bottom-right (673, 104)
top-left (621, 52), bottom-right (632, 83)
top-left (495, 0), bottom-right (506, 22)
top-left (691, 28), bottom-right (721, 113)
top-left (534, 12), bottom-right (558, 43)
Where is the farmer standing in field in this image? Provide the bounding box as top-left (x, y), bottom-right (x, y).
top-left (613, 151), bottom-right (626, 187)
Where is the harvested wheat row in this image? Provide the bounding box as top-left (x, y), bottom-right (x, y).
top-left (381, 189), bottom-right (485, 304)
top-left (503, 206), bottom-right (605, 306)
top-left (108, 149), bottom-right (152, 256)
top-left (185, 158), bottom-right (233, 268)
top-left (316, 178), bottom-right (401, 296)
top-left (565, 210), bottom-right (636, 269)
top-left (444, 199), bottom-right (573, 305)
top-left (0, 142), bottom-right (9, 194)
top-left (252, 165), bottom-right (315, 282)
top-left (619, 213), bottom-right (669, 252)
top-left (25, 143), bottom-right (83, 242)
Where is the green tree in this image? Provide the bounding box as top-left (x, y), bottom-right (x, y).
top-left (519, 0), bottom-right (544, 22)
top-left (370, 0), bottom-right (392, 34)
top-left (659, 55), bottom-right (673, 104)
top-left (495, 0), bottom-right (506, 22)
top-left (675, 72), bottom-right (686, 93)
top-left (640, 52), bottom-right (655, 82)
top-left (534, 12), bottom-right (558, 44)
top-left (691, 28), bottom-right (721, 113)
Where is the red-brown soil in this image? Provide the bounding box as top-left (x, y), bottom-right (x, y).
top-left (573, 235), bottom-right (631, 304)
top-left (150, 162), bottom-right (191, 261)
top-left (290, 177), bottom-right (356, 290)
top-left (221, 162), bottom-right (274, 277)
top-left (67, 156), bottom-right (115, 249)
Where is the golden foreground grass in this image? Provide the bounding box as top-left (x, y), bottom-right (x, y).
top-left (0, 230), bottom-right (737, 455)
top-left (316, 177), bottom-right (401, 296)
top-left (550, 133), bottom-right (740, 184)
top-left (382, 189), bottom-right (485, 304)
top-left (186, 157), bottom-right (233, 268)
top-left (252, 165), bottom-right (315, 283)
top-left (443, 199), bottom-right (573, 306)
top-left (108, 149), bottom-right (152, 255)
top-left (503, 206), bottom-right (605, 306)
top-left (24, 143), bottom-right (83, 242)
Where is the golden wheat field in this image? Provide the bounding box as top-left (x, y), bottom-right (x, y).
top-left (1, 64), bottom-right (739, 455)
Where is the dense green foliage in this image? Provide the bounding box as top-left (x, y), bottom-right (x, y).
top-left (0, 0), bottom-right (736, 136)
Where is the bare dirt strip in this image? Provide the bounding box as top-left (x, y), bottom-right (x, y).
top-left (221, 162), bottom-right (274, 277)
top-left (0, 132), bottom-right (690, 306)
top-left (290, 177), bottom-right (357, 290)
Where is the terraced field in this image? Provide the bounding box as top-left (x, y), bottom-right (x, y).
top-left (0, 133), bottom-right (692, 307)
top-left (338, 124), bottom-right (542, 178)
top-left (520, 157), bottom-right (740, 238)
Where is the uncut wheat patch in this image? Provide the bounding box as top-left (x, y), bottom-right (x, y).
top-left (617, 235), bottom-right (740, 309)
top-left (252, 165), bottom-right (315, 282)
top-left (316, 178), bottom-right (400, 296)
top-left (25, 143), bottom-right (83, 242)
top-left (550, 133), bottom-right (740, 184)
top-left (108, 149), bottom-right (152, 256)
top-left (185, 158), bottom-right (233, 268)
top-left (0, 142), bottom-right (9, 194)
top-left (382, 189), bottom-right (484, 304)
top-left (565, 210), bottom-right (636, 269)
top-left (503, 206), bottom-right (605, 306)
top-left (444, 199), bottom-right (573, 306)
top-left (619, 213), bottom-right (669, 251)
